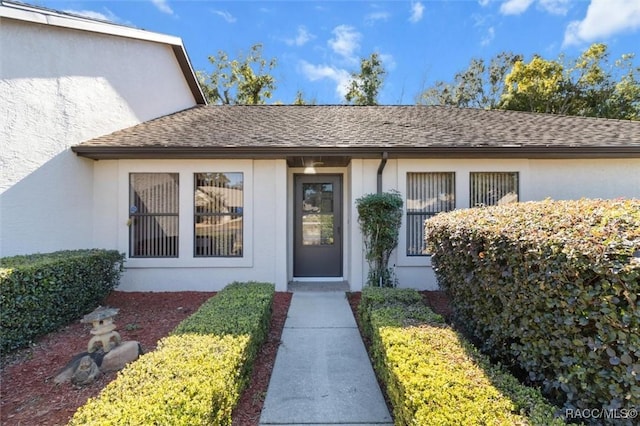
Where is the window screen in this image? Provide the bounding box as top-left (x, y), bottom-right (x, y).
top-left (406, 172), bottom-right (455, 256)
top-left (470, 172), bottom-right (519, 207)
top-left (129, 173), bottom-right (179, 258)
top-left (194, 173), bottom-right (243, 257)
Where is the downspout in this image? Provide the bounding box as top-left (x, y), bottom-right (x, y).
top-left (376, 151), bottom-right (388, 194)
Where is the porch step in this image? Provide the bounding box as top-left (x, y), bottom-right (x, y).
top-left (287, 281), bottom-right (350, 292)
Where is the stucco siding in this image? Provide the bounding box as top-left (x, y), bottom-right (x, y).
top-left (525, 159), bottom-right (640, 200)
top-left (96, 159), bottom-right (288, 292)
top-left (84, 157), bottom-right (640, 292)
top-left (391, 158), bottom-right (640, 291)
top-left (0, 18), bottom-right (198, 257)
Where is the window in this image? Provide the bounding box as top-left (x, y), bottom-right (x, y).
top-left (129, 173), bottom-right (179, 258)
top-left (470, 172), bottom-right (519, 207)
top-left (406, 172), bottom-right (455, 256)
top-left (194, 173), bottom-right (243, 257)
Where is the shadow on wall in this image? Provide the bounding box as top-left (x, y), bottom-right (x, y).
top-left (0, 150), bottom-right (95, 257)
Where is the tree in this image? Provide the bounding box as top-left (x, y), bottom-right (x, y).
top-left (500, 43), bottom-right (639, 119)
top-left (418, 44), bottom-right (639, 120)
top-left (418, 52), bottom-right (521, 109)
top-left (500, 55), bottom-right (566, 114)
top-left (292, 90), bottom-right (316, 105)
top-left (345, 53), bottom-right (386, 105)
top-left (197, 44), bottom-right (277, 105)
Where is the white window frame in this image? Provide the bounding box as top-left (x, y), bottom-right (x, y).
top-left (193, 172), bottom-right (244, 258)
top-left (128, 172), bottom-right (180, 258)
top-left (118, 160), bottom-right (253, 268)
top-left (469, 171), bottom-right (519, 207)
top-left (405, 172), bottom-right (456, 257)
top-left (397, 159), bottom-right (528, 267)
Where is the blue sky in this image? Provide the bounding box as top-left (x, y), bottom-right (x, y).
top-left (32, 0), bottom-right (640, 104)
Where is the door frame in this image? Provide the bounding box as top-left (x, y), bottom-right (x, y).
top-left (292, 173), bottom-right (344, 279)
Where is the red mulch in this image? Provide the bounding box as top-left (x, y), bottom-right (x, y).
top-left (0, 291), bottom-right (292, 426)
top-left (232, 292), bottom-right (292, 426)
top-left (345, 290), bottom-right (453, 321)
top-left (421, 290), bottom-right (453, 320)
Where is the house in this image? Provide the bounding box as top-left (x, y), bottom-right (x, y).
top-left (71, 106), bottom-right (640, 292)
top-left (0, 0), bottom-right (205, 257)
top-left (2, 2), bottom-right (639, 293)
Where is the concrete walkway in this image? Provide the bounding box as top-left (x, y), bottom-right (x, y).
top-left (259, 291), bottom-right (393, 426)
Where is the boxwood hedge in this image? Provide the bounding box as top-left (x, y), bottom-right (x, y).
top-left (358, 287), bottom-right (562, 425)
top-left (69, 281), bottom-right (274, 426)
top-left (0, 249), bottom-right (125, 354)
top-left (425, 199), bottom-right (640, 417)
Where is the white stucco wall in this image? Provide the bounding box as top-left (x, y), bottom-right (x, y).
top-left (93, 159), bottom-right (288, 292)
top-left (87, 156), bottom-right (638, 292)
top-left (387, 157), bottom-right (640, 291)
top-left (0, 17), bottom-right (197, 257)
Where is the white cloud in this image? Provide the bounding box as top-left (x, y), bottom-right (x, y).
top-left (285, 26), bottom-right (314, 46)
top-left (563, 0), bottom-right (640, 46)
top-left (499, 0), bottom-right (534, 15)
top-left (379, 53), bottom-right (397, 71)
top-left (328, 25), bottom-right (362, 62)
top-left (63, 9), bottom-right (116, 22)
top-left (499, 0), bottom-right (569, 16)
top-left (211, 10), bottom-right (237, 23)
top-left (150, 0), bottom-right (173, 15)
top-left (299, 60), bottom-right (351, 99)
top-left (539, 0), bottom-right (570, 15)
top-left (365, 11), bottom-right (390, 25)
top-left (478, 0), bottom-right (492, 6)
top-left (409, 2), bottom-right (425, 23)
top-left (481, 26), bottom-right (496, 46)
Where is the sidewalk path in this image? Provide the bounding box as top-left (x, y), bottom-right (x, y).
top-left (259, 291), bottom-right (393, 426)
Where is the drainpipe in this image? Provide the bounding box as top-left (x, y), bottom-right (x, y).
top-left (376, 151), bottom-right (388, 194)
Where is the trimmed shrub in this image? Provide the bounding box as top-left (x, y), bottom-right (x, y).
top-left (172, 281), bottom-right (274, 378)
top-left (356, 191), bottom-right (404, 287)
top-left (425, 199), bottom-right (640, 416)
top-left (0, 249), bottom-right (124, 354)
top-left (359, 287), bottom-right (562, 425)
top-left (69, 281), bottom-right (275, 426)
top-left (358, 287), bottom-right (432, 340)
top-left (70, 334), bottom-right (249, 426)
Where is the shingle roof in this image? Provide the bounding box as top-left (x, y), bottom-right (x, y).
top-left (72, 105), bottom-right (640, 159)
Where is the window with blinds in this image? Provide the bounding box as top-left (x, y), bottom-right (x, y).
top-left (129, 173), bottom-right (179, 258)
top-left (406, 172), bottom-right (455, 256)
top-left (470, 172), bottom-right (519, 207)
top-left (194, 173), bottom-right (243, 257)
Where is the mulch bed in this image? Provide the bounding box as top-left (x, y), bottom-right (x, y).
top-left (1, 289), bottom-right (444, 426)
top-left (0, 291), bottom-right (292, 426)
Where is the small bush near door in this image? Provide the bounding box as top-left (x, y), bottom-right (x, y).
top-left (356, 191), bottom-right (403, 287)
top-left (425, 198), bottom-right (640, 416)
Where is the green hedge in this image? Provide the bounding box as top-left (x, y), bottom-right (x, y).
top-left (425, 199), bottom-right (640, 415)
top-left (359, 287), bottom-right (562, 425)
top-left (69, 281), bottom-right (275, 426)
top-left (172, 281), bottom-right (273, 366)
top-left (0, 249), bottom-right (125, 354)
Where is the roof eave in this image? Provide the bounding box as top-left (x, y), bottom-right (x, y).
top-left (71, 145), bottom-right (640, 160)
